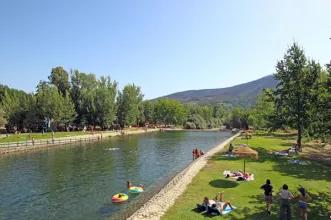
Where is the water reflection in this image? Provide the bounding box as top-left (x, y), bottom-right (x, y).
top-left (0, 131), bottom-right (230, 220)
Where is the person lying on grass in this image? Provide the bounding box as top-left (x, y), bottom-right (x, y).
top-left (225, 171), bottom-right (252, 179)
top-left (225, 171), bottom-right (243, 178)
top-left (202, 192), bottom-right (235, 211)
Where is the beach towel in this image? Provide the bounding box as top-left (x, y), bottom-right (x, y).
top-left (268, 151), bottom-right (288, 156)
top-left (222, 154), bottom-right (237, 158)
top-left (288, 160), bottom-right (308, 165)
top-left (206, 204), bottom-right (237, 215)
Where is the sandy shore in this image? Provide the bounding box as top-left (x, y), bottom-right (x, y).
top-left (0, 129), bottom-right (159, 155)
top-left (127, 133), bottom-right (240, 220)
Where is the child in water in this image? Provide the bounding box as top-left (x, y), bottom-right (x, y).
top-left (127, 181), bottom-right (144, 189)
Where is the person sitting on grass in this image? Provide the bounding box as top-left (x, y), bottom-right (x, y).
top-left (228, 143), bottom-right (234, 154)
top-left (201, 192), bottom-right (235, 212)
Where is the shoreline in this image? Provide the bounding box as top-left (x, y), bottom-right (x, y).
top-left (0, 129), bottom-right (159, 155)
top-left (126, 133), bottom-right (240, 220)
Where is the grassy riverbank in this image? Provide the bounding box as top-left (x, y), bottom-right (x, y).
top-left (162, 133), bottom-right (331, 220)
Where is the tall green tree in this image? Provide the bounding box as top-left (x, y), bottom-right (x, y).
top-left (308, 70), bottom-right (331, 142)
top-left (94, 76), bottom-right (117, 128)
top-left (142, 101), bottom-right (154, 123)
top-left (49, 67), bottom-right (70, 97)
top-left (252, 89), bottom-right (275, 130)
top-left (70, 70), bottom-right (98, 125)
top-left (58, 92), bottom-right (77, 127)
top-left (116, 84), bottom-right (143, 126)
top-left (273, 42), bottom-right (321, 147)
top-left (0, 106), bottom-right (6, 128)
top-left (1, 89), bottom-right (24, 129)
top-left (154, 98), bottom-right (186, 126)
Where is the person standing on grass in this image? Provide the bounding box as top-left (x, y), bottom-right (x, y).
top-left (294, 186), bottom-right (312, 220)
top-left (278, 184), bottom-right (294, 220)
top-left (260, 179), bottom-right (273, 215)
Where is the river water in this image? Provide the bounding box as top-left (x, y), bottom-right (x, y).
top-left (0, 131), bottom-right (230, 220)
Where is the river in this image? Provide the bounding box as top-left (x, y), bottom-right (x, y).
top-left (0, 131), bottom-right (230, 220)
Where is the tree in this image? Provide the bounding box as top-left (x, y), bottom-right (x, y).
top-left (58, 92), bottom-right (77, 127)
top-left (0, 106), bottom-right (6, 128)
top-left (308, 70), bottom-right (331, 142)
top-left (142, 101), bottom-right (154, 123)
top-left (93, 76), bottom-right (117, 128)
top-left (230, 108), bottom-right (242, 128)
top-left (70, 70), bottom-right (98, 125)
top-left (49, 67), bottom-right (70, 97)
top-left (252, 89), bottom-right (275, 130)
top-left (154, 99), bottom-right (186, 126)
top-left (36, 85), bottom-right (64, 123)
top-left (1, 89), bottom-right (24, 129)
top-left (116, 84), bottom-right (143, 126)
top-left (273, 42), bottom-right (321, 147)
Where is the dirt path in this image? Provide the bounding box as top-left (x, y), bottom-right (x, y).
top-left (127, 133), bottom-right (240, 220)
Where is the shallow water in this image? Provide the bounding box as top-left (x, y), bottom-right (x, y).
top-left (0, 131), bottom-right (230, 220)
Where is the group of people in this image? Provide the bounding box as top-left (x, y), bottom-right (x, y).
top-left (192, 148), bottom-right (204, 160)
top-left (260, 179), bottom-right (312, 220)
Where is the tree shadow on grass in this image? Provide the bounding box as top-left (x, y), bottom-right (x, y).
top-left (229, 191), bottom-right (331, 220)
top-left (272, 159), bottom-right (331, 182)
top-left (255, 133), bottom-right (297, 140)
top-left (190, 208), bottom-right (219, 218)
top-left (209, 179), bottom-right (239, 188)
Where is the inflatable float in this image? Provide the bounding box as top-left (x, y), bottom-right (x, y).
top-left (112, 193), bottom-right (128, 203)
top-left (129, 186), bottom-right (144, 193)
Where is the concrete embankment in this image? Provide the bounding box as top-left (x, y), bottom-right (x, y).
top-left (127, 133), bottom-right (240, 220)
top-left (0, 129), bottom-right (159, 155)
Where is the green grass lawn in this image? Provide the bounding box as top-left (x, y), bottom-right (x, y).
top-left (0, 131), bottom-right (111, 143)
top-left (162, 133), bottom-right (331, 220)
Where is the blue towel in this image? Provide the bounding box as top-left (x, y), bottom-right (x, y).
top-left (206, 204), bottom-right (236, 215)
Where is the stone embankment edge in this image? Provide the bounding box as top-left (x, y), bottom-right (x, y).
top-left (127, 132), bottom-right (240, 220)
top-left (0, 129), bottom-right (159, 155)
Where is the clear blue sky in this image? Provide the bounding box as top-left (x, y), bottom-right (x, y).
top-left (0, 0), bottom-right (330, 99)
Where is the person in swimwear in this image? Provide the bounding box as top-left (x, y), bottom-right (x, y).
top-left (225, 171), bottom-right (243, 178)
top-left (294, 186), bottom-right (312, 220)
top-left (201, 192), bottom-right (235, 212)
top-left (127, 181), bottom-right (143, 189)
top-left (127, 181), bottom-right (132, 189)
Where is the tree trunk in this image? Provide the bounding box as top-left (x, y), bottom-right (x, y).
top-left (297, 127), bottom-right (302, 151)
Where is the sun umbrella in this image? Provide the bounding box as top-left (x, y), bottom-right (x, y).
top-left (233, 146), bottom-right (258, 174)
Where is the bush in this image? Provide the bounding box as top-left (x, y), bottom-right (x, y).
top-left (186, 114), bottom-right (207, 129)
top-left (185, 122), bottom-right (196, 129)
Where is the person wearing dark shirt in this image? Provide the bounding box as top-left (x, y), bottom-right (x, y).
top-left (228, 143), bottom-right (234, 154)
top-left (260, 179), bottom-right (273, 215)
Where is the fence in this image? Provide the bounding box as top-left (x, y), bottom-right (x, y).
top-left (0, 135), bottom-right (105, 153)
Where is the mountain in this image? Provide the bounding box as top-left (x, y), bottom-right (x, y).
top-left (152, 75), bottom-right (278, 107)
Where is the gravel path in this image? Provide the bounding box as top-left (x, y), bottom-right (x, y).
top-left (127, 133), bottom-right (240, 220)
